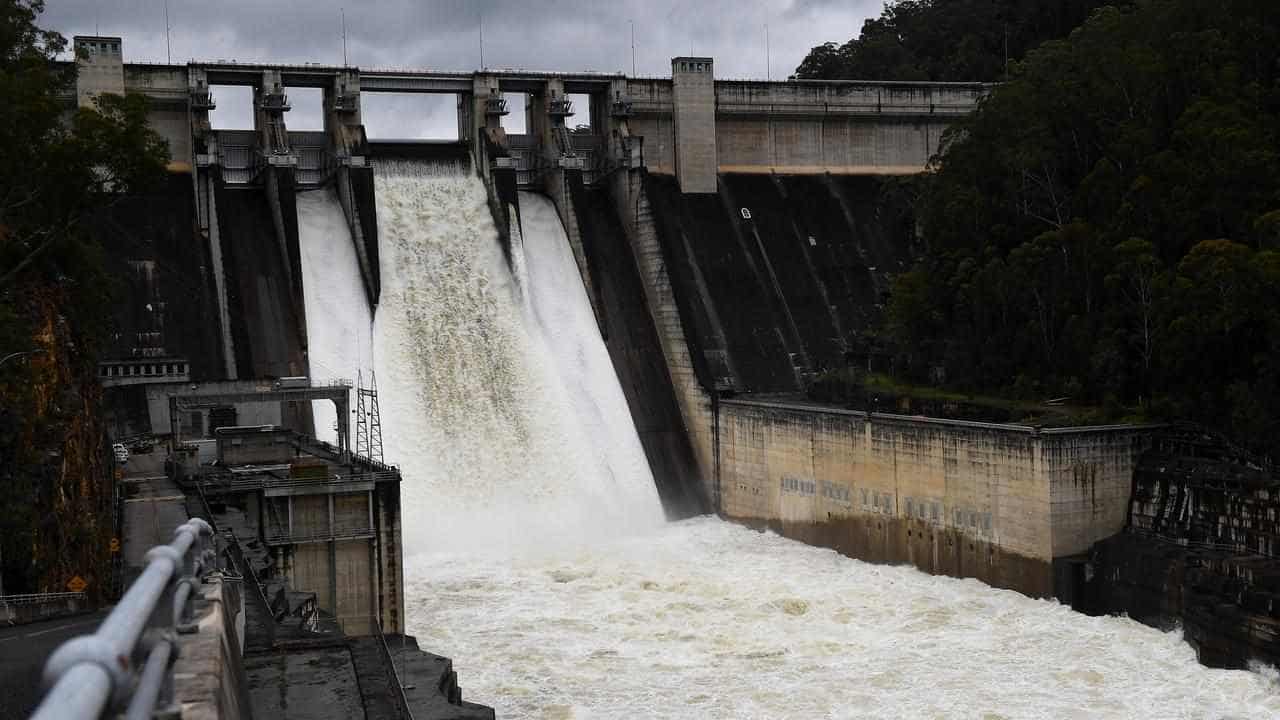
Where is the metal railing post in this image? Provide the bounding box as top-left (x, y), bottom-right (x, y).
top-left (30, 518), bottom-right (216, 720)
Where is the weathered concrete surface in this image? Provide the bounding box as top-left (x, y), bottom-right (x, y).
top-left (214, 183), bottom-right (309, 382)
top-left (1086, 533), bottom-right (1280, 669)
top-left (391, 636), bottom-right (495, 720)
top-left (629, 77), bottom-right (984, 176)
top-left (94, 44), bottom-right (982, 184)
top-left (605, 165), bottom-right (1151, 599)
top-left (172, 575), bottom-right (253, 720)
top-left (1082, 432), bottom-right (1280, 668)
top-left (245, 643), bottom-right (365, 720)
top-left (643, 172), bottom-right (920, 393)
top-left (715, 399), bottom-right (1149, 598)
top-left (0, 595), bottom-right (88, 625)
top-left (74, 36), bottom-right (124, 107)
top-left (606, 169), bottom-right (718, 504)
top-left (92, 174), bottom-right (222, 381)
top-left (348, 637), bottom-right (402, 720)
top-left (121, 454), bottom-right (189, 585)
top-left (1045, 429), bottom-right (1144, 558)
top-left (568, 174), bottom-right (707, 517)
top-left (671, 57), bottom-right (717, 193)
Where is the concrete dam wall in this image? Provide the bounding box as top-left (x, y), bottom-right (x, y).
top-left (84, 38), bottom-right (1153, 603)
top-left (565, 174), bottom-right (708, 517)
top-left (644, 172), bottom-right (919, 393)
top-left (714, 400), bottom-right (1147, 598)
top-left (575, 164), bottom-right (1155, 601)
top-left (214, 179), bottom-right (308, 381)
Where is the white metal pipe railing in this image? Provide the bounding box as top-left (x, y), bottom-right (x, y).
top-left (30, 518), bottom-right (214, 720)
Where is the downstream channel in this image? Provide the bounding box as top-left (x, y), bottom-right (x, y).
top-left (297, 164), bottom-right (1279, 718)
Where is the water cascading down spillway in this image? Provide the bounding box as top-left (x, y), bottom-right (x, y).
top-left (297, 187), bottom-right (373, 444)
top-left (370, 161), bottom-right (664, 548)
top-left (296, 164), bottom-right (1280, 719)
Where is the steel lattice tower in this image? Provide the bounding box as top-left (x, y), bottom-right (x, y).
top-left (355, 370), bottom-right (385, 463)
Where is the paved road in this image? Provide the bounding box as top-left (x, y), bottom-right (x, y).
top-left (0, 609), bottom-right (110, 718)
top-left (0, 456), bottom-right (187, 718)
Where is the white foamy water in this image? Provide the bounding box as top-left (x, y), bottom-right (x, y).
top-left (408, 517), bottom-right (1278, 720)
top-left (516, 192), bottom-right (659, 524)
top-left (370, 162), bottom-right (662, 550)
top-left (297, 187), bottom-right (373, 444)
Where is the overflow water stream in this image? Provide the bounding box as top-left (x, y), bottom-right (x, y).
top-left (297, 186), bottom-right (373, 444)
top-left (295, 164), bottom-right (1279, 718)
top-left (370, 162), bottom-right (662, 549)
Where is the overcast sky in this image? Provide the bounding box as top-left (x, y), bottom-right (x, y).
top-left (42, 0), bottom-right (881, 138)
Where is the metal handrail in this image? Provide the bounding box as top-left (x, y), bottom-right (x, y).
top-left (375, 619), bottom-right (414, 720)
top-left (30, 518), bottom-right (215, 720)
top-left (263, 522), bottom-right (376, 544)
top-left (200, 469), bottom-right (399, 492)
top-left (291, 433), bottom-right (399, 473)
top-left (0, 592), bottom-right (86, 606)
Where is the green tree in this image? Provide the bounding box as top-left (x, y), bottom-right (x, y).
top-left (0, 0), bottom-right (168, 596)
top-left (877, 0), bottom-right (1280, 453)
top-left (795, 0), bottom-right (1121, 82)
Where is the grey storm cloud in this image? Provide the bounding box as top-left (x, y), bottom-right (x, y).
top-left (40, 0), bottom-right (881, 137)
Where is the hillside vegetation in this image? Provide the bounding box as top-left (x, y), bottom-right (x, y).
top-left (800, 0), bottom-right (1280, 454)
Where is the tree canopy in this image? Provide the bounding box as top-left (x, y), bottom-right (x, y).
top-left (795, 0), bottom-right (1118, 82)
top-left (0, 0), bottom-right (168, 595)
top-left (877, 0), bottom-right (1280, 452)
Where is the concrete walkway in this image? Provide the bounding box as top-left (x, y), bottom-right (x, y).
top-left (120, 452), bottom-right (188, 585)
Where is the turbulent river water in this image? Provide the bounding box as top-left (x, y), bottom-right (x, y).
top-left (298, 164), bottom-right (1279, 719)
top-left (407, 518), bottom-right (1278, 720)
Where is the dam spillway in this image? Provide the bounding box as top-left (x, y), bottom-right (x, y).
top-left (297, 186), bottom-right (374, 444)
top-left (368, 161), bottom-right (664, 550)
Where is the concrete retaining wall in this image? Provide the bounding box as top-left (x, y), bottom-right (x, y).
top-left (1043, 428), bottom-right (1146, 557)
top-left (173, 574), bottom-right (252, 720)
top-left (715, 400), bottom-right (1149, 597)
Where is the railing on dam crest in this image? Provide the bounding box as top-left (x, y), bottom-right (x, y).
top-left (30, 518), bottom-right (216, 720)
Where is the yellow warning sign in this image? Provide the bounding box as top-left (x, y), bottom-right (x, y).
top-left (114, 467), bottom-right (124, 480)
top-left (66, 575), bottom-right (88, 593)
top-left (109, 538), bottom-right (120, 553)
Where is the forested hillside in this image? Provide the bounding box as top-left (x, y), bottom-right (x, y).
top-left (800, 0), bottom-right (1280, 454)
top-left (795, 0), bottom-right (1120, 82)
